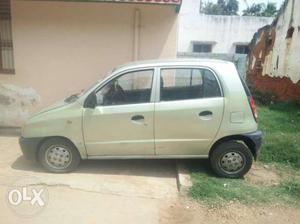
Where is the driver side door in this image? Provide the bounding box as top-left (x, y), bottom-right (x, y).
top-left (83, 69), bottom-right (155, 157)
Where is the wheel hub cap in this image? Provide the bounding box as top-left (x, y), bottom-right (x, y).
top-left (45, 146), bottom-right (71, 169)
top-left (220, 151), bottom-right (244, 173)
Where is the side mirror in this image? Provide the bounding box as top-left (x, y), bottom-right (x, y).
top-left (84, 92), bottom-right (97, 109)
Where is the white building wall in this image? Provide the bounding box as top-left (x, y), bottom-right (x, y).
top-left (178, 0), bottom-right (273, 54)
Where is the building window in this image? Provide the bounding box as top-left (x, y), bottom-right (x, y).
top-left (235, 45), bottom-right (249, 54)
top-left (193, 44), bottom-right (212, 53)
top-left (0, 0), bottom-right (14, 74)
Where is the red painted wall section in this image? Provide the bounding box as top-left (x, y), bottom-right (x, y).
top-left (247, 71), bottom-right (300, 102)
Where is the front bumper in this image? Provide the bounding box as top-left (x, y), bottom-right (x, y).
top-left (19, 137), bottom-right (43, 161)
top-left (242, 130), bottom-right (262, 159)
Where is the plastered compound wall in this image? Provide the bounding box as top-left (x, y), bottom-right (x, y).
top-left (0, 0), bottom-right (178, 126)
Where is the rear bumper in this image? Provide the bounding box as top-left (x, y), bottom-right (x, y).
top-left (242, 130), bottom-right (262, 159)
top-left (19, 137), bottom-right (43, 161)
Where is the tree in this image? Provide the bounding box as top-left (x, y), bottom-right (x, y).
top-left (261, 3), bottom-right (277, 17)
top-left (202, 0), bottom-right (239, 16)
top-left (242, 3), bottom-right (263, 16)
top-left (224, 0), bottom-right (239, 15)
top-left (242, 3), bottom-right (277, 17)
top-left (201, 2), bottom-right (224, 15)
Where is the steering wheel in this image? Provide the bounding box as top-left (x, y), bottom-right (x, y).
top-left (115, 83), bottom-right (126, 102)
top-left (102, 82), bottom-right (127, 105)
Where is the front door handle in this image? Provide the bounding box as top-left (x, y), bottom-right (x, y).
top-left (199, 111), bottom-right (213, 116)
top-left (131, 115), bottom-right (144, 121)
top-left (131, 115), bottom-right (147, 126)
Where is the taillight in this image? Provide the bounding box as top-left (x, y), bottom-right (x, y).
top-left (248, 96), bottom-right (258, 122)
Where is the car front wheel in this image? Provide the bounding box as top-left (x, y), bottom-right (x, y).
top-left (210, 140), bottom-right (253, 178)
top-left (38, 138), bottom-right (81, 173)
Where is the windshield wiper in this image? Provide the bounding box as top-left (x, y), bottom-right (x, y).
top-left (64, 93), bottom-right (79, 103)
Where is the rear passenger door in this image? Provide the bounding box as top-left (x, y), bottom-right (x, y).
top-left (154, 67), bottom-right (224, 156)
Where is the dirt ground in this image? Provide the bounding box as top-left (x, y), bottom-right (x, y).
top-left (160, 199), bottom-right (300, 224)
top-left (244, 163), bottom-right (281, 186)
top-left (0, 136), bottom-right (300, 224)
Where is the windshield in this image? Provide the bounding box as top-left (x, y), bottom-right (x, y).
top-left (64, 70), bottom-right (113, 103)
top-left (78, 80), bottom-right (101, 97)
top-left (64, 81), bottom-right (100, 103)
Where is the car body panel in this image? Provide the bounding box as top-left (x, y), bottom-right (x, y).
top-left (210, 62), bottom-right (258, 147)
top-left (83, 103), bottom-right (155, 156)
top-left (154, 97), bottom-right (224, 155)
top-left (21, 102), bottom-right (87, 159)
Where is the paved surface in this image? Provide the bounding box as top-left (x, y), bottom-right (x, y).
top-left (0, 137), bottom-right (178, 224)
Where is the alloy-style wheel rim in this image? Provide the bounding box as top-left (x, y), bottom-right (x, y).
top-left (219, 151), bottom-right (245, 174)
top-left (45, 145), bottom-right (72, 169)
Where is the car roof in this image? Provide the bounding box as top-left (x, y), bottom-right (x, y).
top-left (113, 58), bottom-right (232, 73)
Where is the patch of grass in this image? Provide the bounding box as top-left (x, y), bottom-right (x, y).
top-left (187, 161), bottom-right (272, 206)
top-left (257, 102), bottom-right (300, 168)
top-left (277, 178), bottom-right (300, 200)
top-left (189, 172), bottom-right (270, 206)
top-left (188, 160), bottom-right (300, 207)
top-left (259, 135), bottom-right (300, 167)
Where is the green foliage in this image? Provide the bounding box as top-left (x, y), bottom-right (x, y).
top-left (201, 0), bottom-right (239, 16)
top-left (262, 2), bottom-right (278, 17)
top-left (278, 179), bottom-right (300, 200)
top-left (225, 0), bottom-right (239, 15)
top-left (243, 3), bottom-right (277, 17)
top-left (257, 102), bottom-right (300, 168)
top-left (250, 89), bottom-right (277, 105)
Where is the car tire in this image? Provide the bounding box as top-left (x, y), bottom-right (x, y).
top-left (38, 138), bottom-right (81, 173)
top-left (210, 140), bottom-right (253, 178)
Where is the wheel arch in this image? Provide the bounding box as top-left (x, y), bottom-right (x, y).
top-left (36, 136), bottom-right (81, 160)
top-left (209, 135), bottom-right (258, 160)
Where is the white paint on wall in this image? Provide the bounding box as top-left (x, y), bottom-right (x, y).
top-left (0, 84), bottom-right (40, 127)
top-left (178, 0), bottom-right (273, 54)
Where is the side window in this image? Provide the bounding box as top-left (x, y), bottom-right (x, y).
top-left (160, 68), bottom-right (221, 101)
top-left (96, 70), bottom-right (153, 106)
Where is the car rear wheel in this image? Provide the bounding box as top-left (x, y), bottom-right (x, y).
top-left (210, 140), bottom-right (253, 178)
top-left (38, 138), bottom-right (81, 173)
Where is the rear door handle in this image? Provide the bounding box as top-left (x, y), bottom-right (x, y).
top-left (131, 115), bottom-right (144, 121)
top-left (199, 111), bottom-right (213, 116)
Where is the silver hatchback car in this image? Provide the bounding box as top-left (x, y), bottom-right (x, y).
top-left (19, 59), bottom-right (262, 178)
